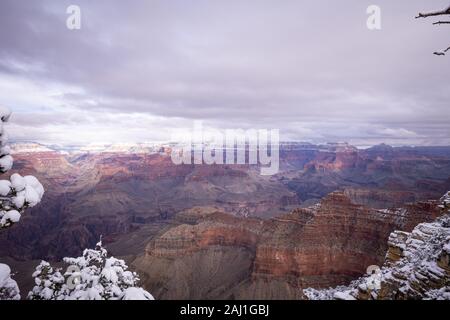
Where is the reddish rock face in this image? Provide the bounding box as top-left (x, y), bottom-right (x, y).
top-left (0, 149), bottom-right (299, 260)
top-left (283, 143), bottom-right (450, 206)
top-left (149, 220), bottom-right (260, 258)
top-left (134, 192), bottom-right (442, 299)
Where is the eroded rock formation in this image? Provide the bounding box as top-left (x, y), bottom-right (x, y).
top-left (133, 192), bottom-right (441, 299)
top-left (304, 192), bottom-right (450, 300)
top-left (2, 142), bottom-right (450, 298)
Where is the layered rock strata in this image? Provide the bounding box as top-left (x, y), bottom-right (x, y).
top-left (304, 191), bottom-right (450, 300)
top-left (133, 192), bottom-right (441, 299)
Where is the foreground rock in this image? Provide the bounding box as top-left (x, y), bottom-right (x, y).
top-left (304, 192), bottom-right (450, 300)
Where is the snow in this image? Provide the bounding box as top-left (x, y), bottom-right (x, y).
top-left (443, 242), bottom-right (450, 254)
top-left (29, 242), bottom-right (154, 300)
top-left (0, 155), bottom-right (13, 172)
top-left (10, 173), bottom-right (26, 191)
top-left (0, 180), bottom-right (11, 196)
top-left (333, 291), bottom-right (356, 300)
top-left (0, 131), bottom-right (9, 147)
top-left (0, 146), bottom-right (10, 156)
top-left (8, 174), bottom-right (44, 208)
top-left (1, 210), bottom-right (21, 224)
top-left (73, 142), bottom-right (166, 154)
top-left (86, 288), bottom-right (102, 300)
top-left (0, 111), bottom-right (44, 230)
top-left (0, 263), bottom-right (20, 300)
top-left (0, 106), bottom-right (11, 122)
top-left (10, 143), bottom-right (54, 154)
top-left (0, 210), bottom-right (22, 227)
top-left (24, 185), bottom-right (40, 206)
top-left (41, 287), bottom-right (54, 300)
top-left (25, 175), bottom-right (45, 198)
top-left (101, 266), bottom-right (119, 284)
top-left (0, 175), bottom-right (44, 227)
top-left (0, 263), bottom-right (11, 283)
top-left (0, 112), bottom-right (14, 174)
top-left (425, 288), bottom-right (450, 300)
top-left (121, 287), bottom-right (155, 300)
top-left (11, 195), bottom-right (25, 209)
top-left (0, 107), bottom-right (45, 299)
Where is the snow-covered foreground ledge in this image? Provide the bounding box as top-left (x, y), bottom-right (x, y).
top-left (304, 191), bottom-right (450, 300)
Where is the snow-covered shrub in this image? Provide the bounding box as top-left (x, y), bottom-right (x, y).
top-left (0, 106), bottom-right (45, 300)
top-left (29, 240), bottom-right (154, 300)
top-left (0, 173), bottom-right (45, 228)
top-left (0, 263), bottom-right (20, 300)
top-left (0, 107), bottom-right (12, 173)
top-left (0, 107), bottom-right (44, 229)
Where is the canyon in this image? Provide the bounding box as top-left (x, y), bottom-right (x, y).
top-left (1, 142), bottom-right (450, 298)
top-left (132, 192), bottom-right (441, 299)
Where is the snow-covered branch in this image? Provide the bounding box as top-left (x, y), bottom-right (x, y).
top-left (0, 107), bottom-right (13, 174)
top-left (0, 107), bottom-right (44, 229)
top-left (0, 106), bottom-right (45, 300)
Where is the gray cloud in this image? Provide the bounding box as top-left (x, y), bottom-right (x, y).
top-left (0, 0), bottom-right (450, 146)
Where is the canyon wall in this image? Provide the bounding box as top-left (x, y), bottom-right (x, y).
top-left (305, 192), bottom-right (450, 300)
top-left (133, 192), bottom-right (441, 299)
top-left (1, 142), bottom-right (450, 297)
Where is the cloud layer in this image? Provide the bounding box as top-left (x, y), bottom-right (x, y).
top-left (1, 0), bottom-right (450, 146)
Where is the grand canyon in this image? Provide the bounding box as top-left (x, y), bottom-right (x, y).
top-left (2, 0), bottom-right (450, 304)
top-left (2, 142), bottom-right (449, 299)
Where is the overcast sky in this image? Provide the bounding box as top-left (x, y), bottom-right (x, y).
top-left (0, 0), bottom-right (449, 146)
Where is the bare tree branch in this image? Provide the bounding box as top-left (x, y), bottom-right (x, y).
top-left (416, 6), bottom-right (450, 19)
top-left (433, 21), bottom-right (450, 25)
top-left (416, 5), bottom-right (450, 56)
top-left (433, 46), bottom-right (450, 56)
